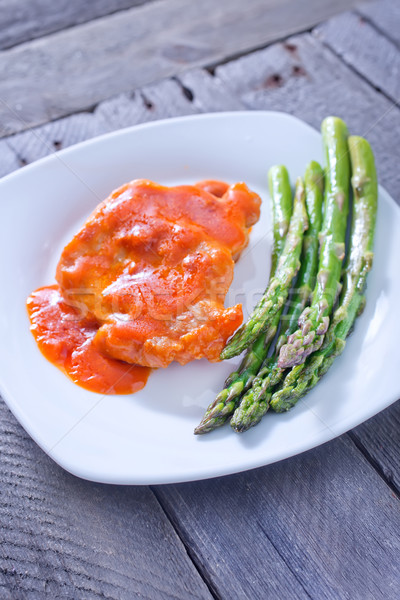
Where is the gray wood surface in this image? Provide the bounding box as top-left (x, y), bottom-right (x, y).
top-left (0, 139), bottom-right (19, 178)
top-left (0, 0), bottom-right (155, 50)
top-left (216, 33), bottom-right (400, 200)
top-left (178, 69), bottom-right (245, 112)
top-left (358, 0), bottom-right (400, 46)
top-left (5, 112), bottom-right (111, 166)
top-left (156, 435), bottom-right (400, 600)
top-left (351, 402), bottom-right (400, 493)
top-left (4, 73), bottom-right (243, 167)
top-left (315, 11), bottom-right (400, 103)
top-left (0, 0), bottom-right (364, 137)
top-left (1, 3), bottom-right (400, 599)
top-left (0, 400), bottom-right (213, 599)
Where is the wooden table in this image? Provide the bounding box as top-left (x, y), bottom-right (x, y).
top-left (1, 1), bottom-right (399, 598)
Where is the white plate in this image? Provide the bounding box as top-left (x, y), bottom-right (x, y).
top-left (0, 111), bottom-right (399, 485)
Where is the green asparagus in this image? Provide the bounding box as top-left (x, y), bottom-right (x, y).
top-left (271, 135), bottom-right (377, 412)
top-left (277, 161), bottom-right (325, 350)
top-left (194, 166), bottom-right (292, 434)
top-left (220, 176), bottom-right (308, 360)
top-left (278, 117), bottom-right (351, 369)
top-left (231, 162), bottom-right (324, 432)
top-left (269, 166), bottom-right (292, 275)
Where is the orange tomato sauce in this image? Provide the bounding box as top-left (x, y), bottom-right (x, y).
top-left (27, 286), bottom-right (150, 394)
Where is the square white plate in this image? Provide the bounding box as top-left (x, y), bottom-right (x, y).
top-left (0, 111), bottom-right (399, 484)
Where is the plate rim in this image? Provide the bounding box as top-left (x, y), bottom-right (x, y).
top-left (2, 109), bottom-right (400, 216)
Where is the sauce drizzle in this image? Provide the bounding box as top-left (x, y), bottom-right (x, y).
top-left (27, 286), bottom-right (150, 394)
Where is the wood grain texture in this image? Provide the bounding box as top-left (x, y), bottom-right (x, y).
top-left (5, 79), bottom-right (197, 169)
top-left (96, 78), bottom-right (198, 130)
top-left (216, 33), bottom-right (400, 200)
top-left (351, 401), bottom-right (400, 493)
top-left (0, 0), bottom-right (364, 137)
top-left (0, 140), bottom-right (19, 177)
top-left (0, 398), bottom-right (213, 599)
top-left (314, 11), bottom-right (400, 103)
top-left (4, 72), bottom-right (236, 171)
top-left (5, 111), bottom-right (112, 166)
top-left (155, 435), bottom-right (400, 600)
top-left (177, 69), bottom-right (245, 112)
top-left (358, 0), bottom-right (400, 46)
top-left (0, 0), bottom-right (155, 50)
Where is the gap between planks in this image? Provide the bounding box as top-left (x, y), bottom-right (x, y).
top-left (314, 11), bottom-right (400, 105)
top-left (150, 486), bottom-right (223, 600)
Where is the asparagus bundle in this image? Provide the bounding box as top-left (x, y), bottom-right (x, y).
top-left (231, 161), bottom-right (324, 432)
top-left (278, 117), bottom-right (351, 369)
top-left (221, 175), bottom-right (308, 360)
top-left (194, 166), bottom-right (293, 435)
top-left (271, 136), bottom-right (377, 412)
top-left (194, 117), bottom-right (377, 437)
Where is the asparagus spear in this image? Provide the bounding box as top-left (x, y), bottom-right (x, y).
top-left (194, 166), bottom-right (293, 435)
top-left (231, 162), bottom-right (324, 432)
top-left (271, 135), bottom-right (377, 412)
top-left (194, 319), bottom-right (279, 434)
top-left (220, 176), bottom-right (308, 360)
top-left (277, 161), bottom-right (325, 350)
top-left (269, 166), bottom-right (292, 275)
top-left (278, 117), bottom-right (351, 369)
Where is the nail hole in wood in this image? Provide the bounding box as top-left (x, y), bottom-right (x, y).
top-left (292, 65), bottom-right (307, 76)
top-left (141, 93), bottom-right (154, 110)
top-left (180, 84), bottom-right (194, 102)
top-left (264, 73), bottom-right (283, 88)
top-left (284, 43), bottom-right (297, 54)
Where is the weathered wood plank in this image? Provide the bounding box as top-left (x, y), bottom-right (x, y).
top-left (350, 401), bottom-right (400, 493)
top-left (155, 435), bottom-right (400, 600)
top-left (0, 399), bottom-right (213, 599)
top-left (4, 79), bottom-right (196, 170)
top-left (0, 1), bottom-right (154, 50)
top-left (4, 72), bottom-right (241, 173)
top-left (6, 111), bottom-right (111, 166)
top-left (216, 33), bottom-right (400, 200)
top-left (0, 0), bottom-right (364, 137)
top-left (3, 74), bottom-right (229, 173)
top-left (0, 140), bottom-right (19, 177)
top-left (96, 78), bottom-right (198, 130)
top-left (314, 11), bottom-right (400, 104)
top-left (358, 0), bottom-right (400, 46)
top-left (177, 69), bottom-right (245, 112)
